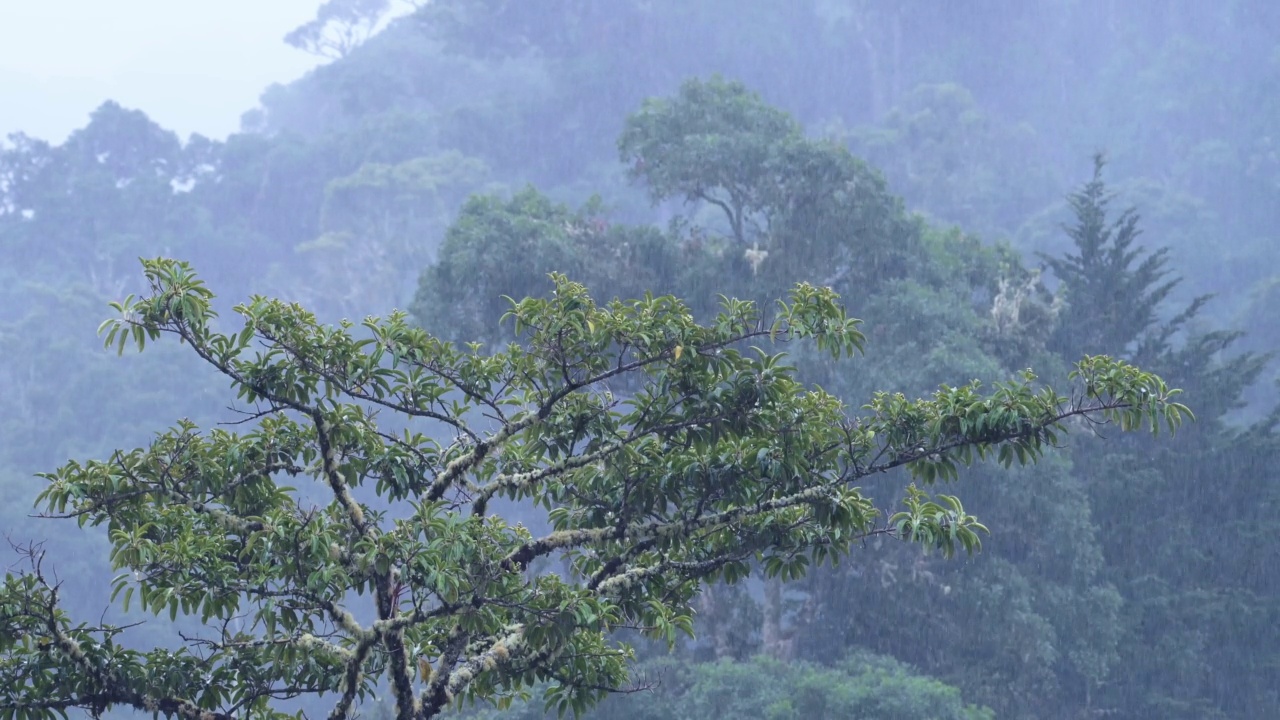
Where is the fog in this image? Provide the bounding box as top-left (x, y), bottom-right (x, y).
top-left (0, 0), bottom-right (344, 140)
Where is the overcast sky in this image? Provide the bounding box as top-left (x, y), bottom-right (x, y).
top-left (0, 0), bottom-right (341, 143)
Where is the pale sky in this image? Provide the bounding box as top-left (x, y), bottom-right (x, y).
top-left (0, 0), bottom-right (345, 143)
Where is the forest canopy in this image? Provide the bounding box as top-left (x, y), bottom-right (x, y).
top-left (2, 2), bottom-right (1278, 719)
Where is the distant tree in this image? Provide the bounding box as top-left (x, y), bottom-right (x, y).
top-left (839, 82), bottom-right (1054, 240)
top-left (618, 76), bottom-right (801, 247)
top-left (1040, 155), bottom-right (1280, 719)
top-left (294, 151), bottom-right (490, 317)
top-left (412, 188), bottom-right (689, 348)
top-left (619, 77), bottom-right (920, 304)
top-left (0, 258), bottom-right (1188, 720)
top-left (0, 102), bottom-right (192, 287)
top-left (0, 102), bottom-right (226, 471)
top-left (1041, 154), bottom-right (1192, 360)
top-left (285, 0), bottom-right (394, 60)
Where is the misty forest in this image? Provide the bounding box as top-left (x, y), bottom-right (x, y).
top-left (1, 2), bottom-right (1278, 719)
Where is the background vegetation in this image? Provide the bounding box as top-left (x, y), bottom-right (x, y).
top-left (2, 2), bottom-right (1277, 718)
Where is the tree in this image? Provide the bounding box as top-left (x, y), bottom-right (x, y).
top-left (838, 83), bottom-right (1054, 240)
top-left (619, 77), bottom-right (921, 307)
top-left (285, 0), bottom-right (394, 60)
top-left (293, 151), bottom-right (490, 318)
top-left (0, 102), bottom-right (195, 289)
top-left (411, 188), bottom-right (689, 348)
top-left (1042, 154), bottom-right (1204, 362)
top-left (0, 102), bottom-right (231, 473)
top-left (1039, 155), bottom-right (1280, 719)
top-left (0, 258), bottom-right (1188, 720)
top-left (618, 76), bottom-right (802, 248)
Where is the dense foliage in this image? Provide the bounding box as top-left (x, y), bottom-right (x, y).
top-left (0, 258), bottom-right (1187, 718)
top-left (462, 653), bottom-right (996, 720)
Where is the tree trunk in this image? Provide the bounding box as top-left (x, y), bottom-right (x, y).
top-left (761, 577), bottom-right (792, 660)
top-left (700, 584), bottom-right (734, 660)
